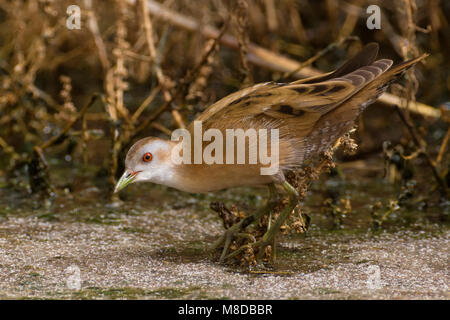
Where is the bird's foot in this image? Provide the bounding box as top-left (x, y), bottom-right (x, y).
top-left (214, 222), bottom-right (257, 262)
top-left (211, 184), bottom-right (279, 263)
top-left (255, 181), bottom-right (299, 264)
top-left (211, 182), bottom-right (299, 265)
top-left (211, 211), bottom-right (265, 263)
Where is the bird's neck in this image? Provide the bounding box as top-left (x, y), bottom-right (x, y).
top-left (141, 140), bottom-right (201, 192)
top-left (152, 140), bottom-right (273, 193)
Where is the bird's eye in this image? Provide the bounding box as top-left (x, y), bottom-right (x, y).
top-left (142, 152), bottom-right (153, 162)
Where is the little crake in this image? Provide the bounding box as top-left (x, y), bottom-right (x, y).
top-left (114, 43), bottom-right (427, 263)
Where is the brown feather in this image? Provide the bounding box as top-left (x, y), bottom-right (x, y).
top-left (183, 45), bottom-right (428, 179)
top-left (123, 44), bottom-right (428, 193)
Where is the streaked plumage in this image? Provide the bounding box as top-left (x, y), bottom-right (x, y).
top-left (114, 43), bottom-right (428, 263)
top-left (116, 43), bottom-right (428, 193)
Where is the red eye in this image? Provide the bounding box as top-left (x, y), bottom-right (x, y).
top-left (143, 152), bottom-right (153, 162)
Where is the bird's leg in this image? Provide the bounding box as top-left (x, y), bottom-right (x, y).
top-left (256, 181), bottom-right (299, 263)
top-left (263, 211), bottom-right (277, 264)
top-left (211, 183), bottom-right (279, 262)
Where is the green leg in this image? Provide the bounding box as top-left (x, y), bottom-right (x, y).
top-left (211, 183), bottom-right (279, 262)
top-left (266, 211), bottom-right (277, 264)
top-left (256, 181), bottom-right (299, 262)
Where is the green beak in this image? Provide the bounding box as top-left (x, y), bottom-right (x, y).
top-left (114, 170), bottom-right (138, 193)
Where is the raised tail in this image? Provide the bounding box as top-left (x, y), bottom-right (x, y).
top-left (300, 51), bottom-right (429, 161)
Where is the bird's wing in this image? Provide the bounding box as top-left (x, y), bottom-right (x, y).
top-left (189, 57), bottom-right (393, 134)
top-left (189, 42), bottom-right (391, 135)
top-left (186, 42), bottom-right (427, 170)
top-left (192, 82), bottom-right (281, 124)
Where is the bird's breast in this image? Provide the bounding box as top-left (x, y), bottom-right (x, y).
top-left (169, 163), bottom-right (273, 193)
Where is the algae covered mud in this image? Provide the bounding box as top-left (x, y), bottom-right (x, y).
top-left (0, 164), bottom-right (448, 299)
top-left (0, 0), bottom-right (449, 301)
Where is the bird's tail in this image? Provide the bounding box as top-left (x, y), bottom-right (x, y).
top-left (302, 52), bottom-right (428, 159)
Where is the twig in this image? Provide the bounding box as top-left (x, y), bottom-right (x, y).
top-left (180, 22), bottom-right (228, 91)
top-left (122, 49), bottom-right (152, 62)
top-left (338, 0), bottom-right (363, 40)
top-left (171, 109), bottom-right (185, 129)
top-left (436, 127), bottom-right (449, 164)
top-left (84, 0), bottom-right (111, 70)
top-left (279, 36), bottom-right (359, 81)
top-left (140, 0), bottom-right (172, 102)
top-left (381, 92), bottom-right (440, 119)
top-left (151, 122), bottom-right (172, 136)
top-left (395, 106), bottom-right (448, 198)
top-left (82, 111), bottom-right (89, 165)
top-left (395, 106), bottom-right (425, 148)
top-left (39, 94), bottom-right (101, 150)
top-left (133, 99), bottom-right (172, 139)
top-left (28, 84), bottom-right (62, 112)
top-left (436, 104), bottom-right (450, 164)
top-left (0, 136), bottom-right (20, 161)
top-left (131, 85), bottom-right (161, 123)
top-left (231, 0), bottom-right (253, 87)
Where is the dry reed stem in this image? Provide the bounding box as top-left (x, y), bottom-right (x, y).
top-left (84, 0), bottom-right (111, 71)
top-left (436, 128), bottom-right (450, 165)
top-left (39, 94), bottom-right (100, 151)
top-left (326, 0), bottom-right (339, 40)
top-left (171, 109), bottom-right (185, 129)
top-left (231, 0), bottom-right (253, 87)
top-left (279, 36), bottom-right (359, 81)
top-left (140, 0), bottom-right (172, 102)
top-left (134, 0), bottom-right (439, 119)
top-left (0, 137), bottom-right (20, 162)
top-left (151, 122), bottom-right (172, 136)
top-left (288, 2), bottom-right (308, 44)
top-left (131, 85), bottom-right (161, 123)
top-left (338, 0), bottom-right (362, 40)
top-left (395, 106), bottom-right (448, 198)
top-left (264, 0), bottom-right (278, 32)
top-left (104, 0), bottom-right (133, 194)
top-left (180, 22), bottom-right (228, 99)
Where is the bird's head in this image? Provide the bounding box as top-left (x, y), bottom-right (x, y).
top-left (114, 137), bottom-right (175, 193)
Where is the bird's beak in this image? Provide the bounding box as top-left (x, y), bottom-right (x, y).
top-left (114, 170), bottom-right (139, 193)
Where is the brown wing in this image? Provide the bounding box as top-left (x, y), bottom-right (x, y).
top-left (187, 42), bottom-right (427, 170)
top-left (190, 43), bottom-right (387, 136)
top-left (193, 82), bottom-right (280, 124)
top-left (190, 76), bottom-right (374, 134)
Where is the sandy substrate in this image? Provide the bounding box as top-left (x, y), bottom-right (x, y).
top-left (0, 207), bottom-right (448, 299)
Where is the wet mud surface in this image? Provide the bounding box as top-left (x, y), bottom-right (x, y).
top-left (0, 168), bottom-right (448, 299)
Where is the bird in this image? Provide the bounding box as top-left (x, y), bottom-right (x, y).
top-left (114, 43), bottom-right (428, 263)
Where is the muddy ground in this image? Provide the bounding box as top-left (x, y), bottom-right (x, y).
top-left (0, 164), bottom-right (448, 299)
